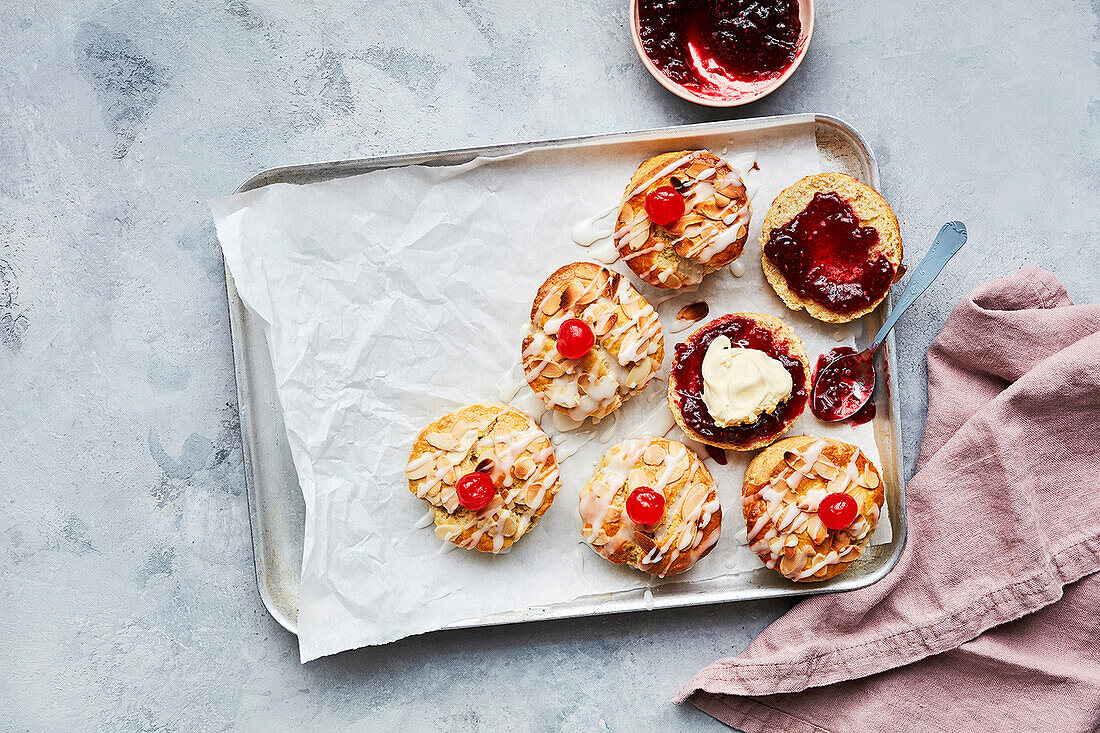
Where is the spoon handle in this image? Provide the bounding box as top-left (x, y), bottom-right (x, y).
top-left (870, 221), bottom-right (968, 352)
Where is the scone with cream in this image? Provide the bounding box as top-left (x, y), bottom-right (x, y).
top-left (668, 313), bottom-right (809, 451)
top-left (522, 262), bottom-right (664, 423)
top-left (761, 172), bottom-right (903, 323)
top-left (405, 403), bottom-right (561, 553)
top-left (743, 435), bottom-right (884, 582)
top-left (579, 437), bottom-right (720, 577)
top-left (614, 150), bottom-right (751, 289)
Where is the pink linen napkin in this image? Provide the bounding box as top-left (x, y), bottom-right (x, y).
top-left (675, 265), bottom-right (1100, 732)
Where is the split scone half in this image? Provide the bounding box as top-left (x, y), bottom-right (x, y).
top-left (405, 403), bottom-right (560, 553)
top-left (761, 172), bottom-right (903, 323)
top-left (668, 312), bottom-right (810, 451)
top-left (743, 435), bottom-right (884, 582)
top-left (614, 150), bottom-right (751, 289)
top-left (579, 437), bottom-right (721, 577)
top-left (522, 262), bottom-right (664, 423)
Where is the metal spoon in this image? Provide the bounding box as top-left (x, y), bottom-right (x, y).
top-left (812, 221), bottom-right (968, 421)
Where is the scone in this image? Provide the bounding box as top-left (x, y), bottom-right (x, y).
top-left (522, 262), bottom-right (664, 422)
top-left (761, 172), bottom-right (903, 323)
top-left (614, 150), bottom-right (751, 289)
top-left (405, 403), bottom-right (560, 553)
top-left (743, 435), bottom-right (884, 582)
top-left (579, 438), bottom-right (721, 577)
top-left (668, 312), bottom-right (809, 451)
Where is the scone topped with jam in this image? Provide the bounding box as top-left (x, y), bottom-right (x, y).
top-left (761, 172), bottom-right (903, 323)
top-left (669, 312), bottom-right (809, 451)
top-left (522, 262), bottom-right (664, 422)
top-left (579, 438), bottom-right (721, 577)
top-left (743, 435), bottom-right (884, 582)
top-left (405, 403), bottom-right (560, 553)
top-left (615, 150), bottom-right (751, 289)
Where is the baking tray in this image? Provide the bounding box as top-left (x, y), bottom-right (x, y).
top-left (225, 113), bottom-right (906, 635)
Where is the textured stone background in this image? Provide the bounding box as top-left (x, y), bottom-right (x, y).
top-left (2, 0), bottom-right (1097, 729)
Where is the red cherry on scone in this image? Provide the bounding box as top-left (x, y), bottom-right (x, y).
top-left (556, 318), bottom-right (595, 359)
top-left (626, 486), bottom-right (665, 526)
top-left (818, 492), bottom-right (858, 530)
top-left (455, 472), bottom-right (496, 512)
top-left (644, 185), bottom-right (686, 226)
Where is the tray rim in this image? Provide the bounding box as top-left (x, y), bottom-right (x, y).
top-left (224, 112), bottom-right (907, 637)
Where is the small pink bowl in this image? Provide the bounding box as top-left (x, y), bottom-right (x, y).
top-left (629, 0), bottom-right (815, 107)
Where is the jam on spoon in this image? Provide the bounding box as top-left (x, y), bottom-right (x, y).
top-left (812, 222), bottom-right (968, 422)
top-left (812, 347), bottom-right (876, 425)
top-left (637, 0), bottom-right (802, 99)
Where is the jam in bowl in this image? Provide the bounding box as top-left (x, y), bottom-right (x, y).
top-left (630, 0), bottom-right (814, 106)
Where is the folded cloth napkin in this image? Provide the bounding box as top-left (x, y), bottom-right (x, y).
top-left (675, 265), bottom-right (1100, 732)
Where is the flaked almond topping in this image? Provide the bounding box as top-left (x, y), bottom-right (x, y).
top-left (626, 361), bottom-right (652, 390)
top-left (676, 301), bottom-right (709, 325)
top-left (442, 465), bottom-right (461, 485)
top-left (642, 443), bottom-right (666, 466)
top-left (405, 458), bottom-right (433, 480)
top-left (425, 432), bottom-right (459, 451)
top-left (679, 486), bottom-right (706, 521)
top-left (628, 468), bottom-right (649, 490)
top-left (559, 281), bottom-right (585, 311)
top-left (512, 456), bottom-right (536, 480)
top-left (524, 482), bottom-right (544, 506)
top-left (860, 467), bottom-right (880, 489)
top-left (501, 513), bottom-right (519, 537)
top-left (814, 460), bottom-right (840, 481)
top-left (475, 458), bottom-right (495, 474)
top-left (670, 456), bottom-right (689, 484)
top-left (807, 514), bottom-right (828, 543)
top-left (540, 289), bottom-right (565, 317)
top-left (784, 451), bottom-right (810, 473)
top-left (540, 361), bottom-right (566, 379)
top-left (835, 533), bottom-right (850, 548)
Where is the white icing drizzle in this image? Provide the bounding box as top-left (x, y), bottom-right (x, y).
top-left (609, 152), bottom-right (751, 284)
top-left (744, 439), bottom-right (879, 580)
top-left (571, 204), bottom-right (618, 246)
top-left (523, 268), bottom-right (663, 422)
top-left (406, 408), bottom-right (560, 554)
top-left (579, 439), bottom-right (720, 578)
top-left (634, 403), bottom-right (676, 439)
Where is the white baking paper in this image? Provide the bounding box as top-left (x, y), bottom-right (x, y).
top-left (212, 116), bottom-right (890, 662)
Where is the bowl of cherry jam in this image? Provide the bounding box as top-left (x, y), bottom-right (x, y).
top-left (631, 0), bottom-right (814, 106)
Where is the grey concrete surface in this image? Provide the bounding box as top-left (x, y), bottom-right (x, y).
top-left (1, 0), bottom-right (1097, 730)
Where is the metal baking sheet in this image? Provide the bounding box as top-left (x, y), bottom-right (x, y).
top-left (225, 113), bottom-right (906, 635)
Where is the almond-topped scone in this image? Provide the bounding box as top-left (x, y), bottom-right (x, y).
top-left (579, 438), bottom-right (721, 577)
top-left (522, 262), bottom-right (664, 422)
top-left (614, 150), bottom-right (751, 289)
top-left (405, 403), bottom-right (561, 554)
top-left (761, 172), bottom-right (904, 323)
top-left (743, 435), bottom-right (884, 582)
top-left (669, 312), bottom-right (810, 451)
